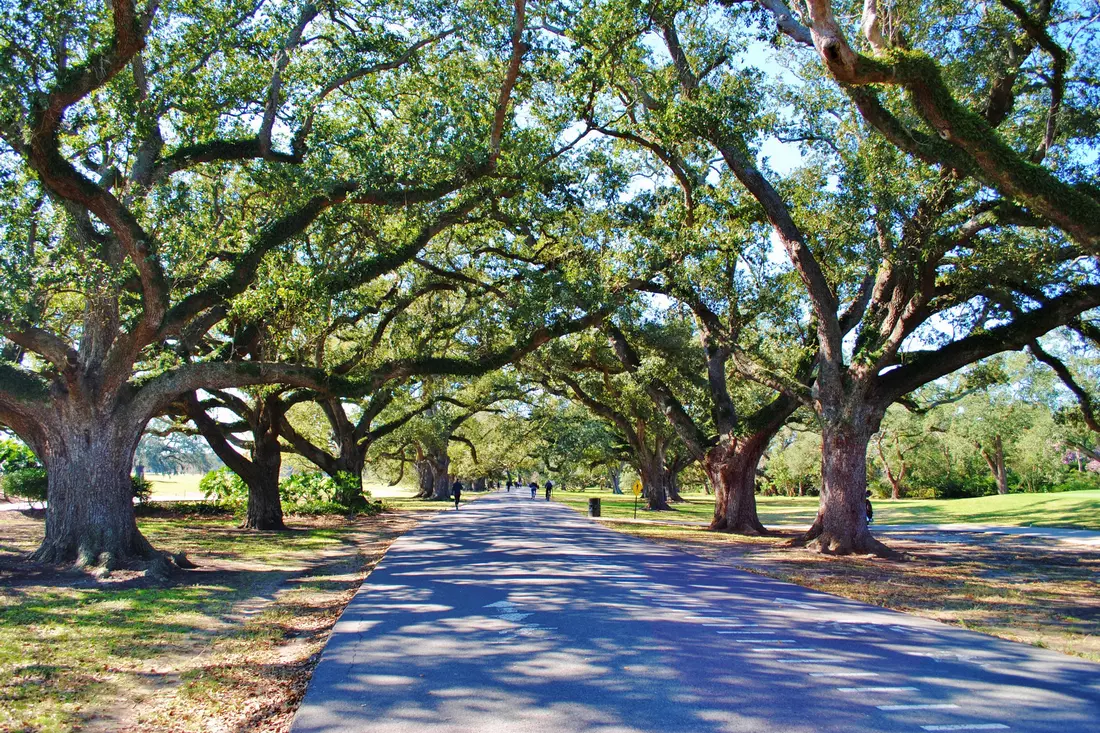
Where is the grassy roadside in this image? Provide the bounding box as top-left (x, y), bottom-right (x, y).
top-left (141, 476), bottom-right (460, 515)
top-left (0, 510), bottom-right (418, 732)
top-left (554, 489), bottom-right (1100, 530)
top-left (604, 520), bottom-right (1100, 663)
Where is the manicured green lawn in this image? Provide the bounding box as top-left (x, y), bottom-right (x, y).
top-left (146, 473), bottom-right (204, 499)
top-left (553, 489), bottom-right (1100, 530)
top-left (146, 475), bottom-right (455, 514)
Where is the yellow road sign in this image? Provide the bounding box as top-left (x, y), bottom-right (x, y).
top-left (632, 480), bottom-right (643, 496)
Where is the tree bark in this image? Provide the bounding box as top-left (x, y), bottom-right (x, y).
top-left (980, 435), bottom-right (1009, 495)
top-left (609, 464), bottom-right (623, 494)
top-left (189, 393), bottom-right (286, 530)
top-left (994, 435), bottom-right (1008, 495)
top-left (875, 434), bottom-right (905, 500)
top-left (330, 452), bottom-right (367, 508)
top-left (414, 458), bottom-right (434, 499)
top-left (667, 470), bottom-right (686, 503)
top-left (427, 447), bottom-right (452, 500)
top-left (638, 461), bottom-right (672, 511)
top-left (32, 413), bottom-right (154, 566)
top-left (243, 437), bottom-right (285, 530)
top-left (705, 435), bottom-right (768, 535)
top-left (804, 420), bottom-right (895, 556)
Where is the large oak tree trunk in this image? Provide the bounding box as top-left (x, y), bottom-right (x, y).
top-left (705, 436), bottom-right (767, 535)
top-left (802, 420), bottom-right (894, 557)
top-left (330, 453), bottom-right (367, 508)
top-left (430, 457), bottom-right (452, 500)
top-left (32, 412), bottom-right (154, 566)
top-left (639, 462), bottom-right (672, 511)
top-left (414, 459), bottom-right (434, 499)
top-left (242, 400), bottom-right (285, 530)
top-left (243, 440), bottom-right (285, 530)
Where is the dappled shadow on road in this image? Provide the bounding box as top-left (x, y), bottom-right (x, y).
top-left (634, 520), bottom-right (1100, 663)
top-left (295, 494), bottom-right (1100, 733)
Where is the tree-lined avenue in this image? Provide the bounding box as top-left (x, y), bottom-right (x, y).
top-left (293, 491), bottom-right (1100, 733)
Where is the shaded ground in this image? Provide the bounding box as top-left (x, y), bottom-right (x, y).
top-left (610, 521), bottom-right (1100, 662)
top-left (0, 510), bottom-right (419, 732)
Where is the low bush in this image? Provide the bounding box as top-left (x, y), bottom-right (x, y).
top-left (1, 467), bottom-right (47, 504)
top-left (135, 501), bottom-right (236, 517)
top-left (131, 475), bottom-right (154, 504)
top-left (1, 439), bottom-right (46, 504)
top-left (1044, 472), bottom-right (1100, 493)
top-left (199, 467), bottom-right (248, 508)
top-left (280, 471), bottom-right (338, 504)
top-left (197, 468), bottom-right (382, 515)
top-left (282, 472), bottom-right (383, 515)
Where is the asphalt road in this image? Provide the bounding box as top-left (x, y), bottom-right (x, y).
top-left (292, 490), bottom-right (1100, 733)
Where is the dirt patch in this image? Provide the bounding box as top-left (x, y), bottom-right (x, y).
top-left (0, 510), bottom-right (418, 732)
top-left (612, 522), bottom-right (1100, 662)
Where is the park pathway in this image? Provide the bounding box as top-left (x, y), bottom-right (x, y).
top-left (292, 491), bottom-right (1100, 733)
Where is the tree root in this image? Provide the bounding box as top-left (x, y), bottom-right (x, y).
top-left (787, 514), bottom-right (824, 548)
top-left (30, 536), bottom-right (198, 577)
top-left (727, 521), bottom-right (770, 537)
top-left (804, 532), bottom-right (907, 561)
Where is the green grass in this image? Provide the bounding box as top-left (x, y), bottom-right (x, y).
top-left (371, 483), bottom-right (486, 512)
top-left (146, 476), bottom-right (454, 514)
top-left (553, 489), bottom-right (1100, 530)
top-left (0, 515), bottom-right (367, 732)
top-left (146, 473), bottom-right (204, 500)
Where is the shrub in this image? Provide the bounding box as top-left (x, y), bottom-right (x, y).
top-left (1, 439), bottom-right (46, 504)
top-left (280, 472), bottom-right (382, 514)
top-left (198, 468), bottom-right (381, 516)
top-left (1, 467), bottom-right (48, 504)
top-left (199, 468), bottom-right (248, 507)
top-left (1049, 472), bottom-right (1100, 493)
top-left (131, 475), bottom-right (154, 504)
top-left (136, 501), bottom-right (235, 517)
top-left (280, 472), bottom-right (338, 504)
top-left (0, 439), bottom-right (39, 473)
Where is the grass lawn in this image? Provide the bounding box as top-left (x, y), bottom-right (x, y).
top-left (146, 473), bottom-right (204, 500)
top-left (0, 509), bottom-right (417, 732)
top-left (553, 489), bottom-right (1100, 530)
top-left (367, 483), bottom-right (493, 512)
top-left (610, 521), bottom-right (1100, 663)
top-left (144, 475), bottom-right (464, 515)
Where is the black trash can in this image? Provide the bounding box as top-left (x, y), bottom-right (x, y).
top-left (588, 497), bottom-right (601, 517)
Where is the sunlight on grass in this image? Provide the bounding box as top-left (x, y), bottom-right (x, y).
top-left (0, 517), bottom-right (364, 732)
top-left (552, 489), bottom-right (1100, 530)
top-left (146, 473), bottom-right (204, 500)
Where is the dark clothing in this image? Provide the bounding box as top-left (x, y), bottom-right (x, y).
top-left (529, 482), bottom-right (538, 498)
top-left (506, 480), bottom-right (512, 492)
top-left (453, 481), bottom-right (463, 509)
top-left (545, 481), bottom-right (553, 501)
top-left (866, 498), bottom-right (874, 524)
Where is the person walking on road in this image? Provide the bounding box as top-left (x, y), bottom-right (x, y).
top-left (529, 480), bottom-right (538, 499)
top-left (506, 478), bottom-right (512, 493)
top-left (545, 480), bottom-right (553, 501)
top-left (452, 480), bottom-right (463, 510)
